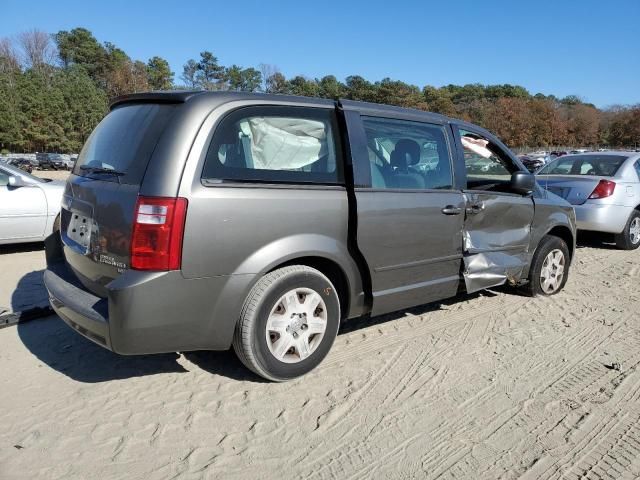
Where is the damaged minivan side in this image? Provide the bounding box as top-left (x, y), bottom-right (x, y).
top-left (44, 91), bottom-right (576, 382)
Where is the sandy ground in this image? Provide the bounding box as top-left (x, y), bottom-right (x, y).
top-left (1, 238), bottom-right (640, 479)
top-left (34, 170), bottom-right (71, 182)
top-left (0, 244), bottom-right (48, 313)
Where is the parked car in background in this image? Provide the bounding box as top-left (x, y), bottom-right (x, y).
top-left (519, 155), bottom-right (546, 173)
top-left (7, 157), bottom-right (34, 173)
top-left (0, 161), bottom-right (64, 244)
top-left (44, 91), bottom-right (576, 381)
top-left (36, 152), bottom-right (56, 170)
top-left (67, 155), bottom-right (78, 170)
top-left (527, 152), bottom-right (551, 164)
top-left (550, 151), bottom-right (568, 158)
top-left (36, 152), bottom-right (70, 170)
top-left (537, 152), bottom-right (640, 249)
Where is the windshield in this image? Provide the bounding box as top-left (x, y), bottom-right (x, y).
top-left (0, 162), bottom-right (46, 183)
top-left (538, 155), bottom-right (628, 177)
top-left (73, 103), bottom-right (177, 184)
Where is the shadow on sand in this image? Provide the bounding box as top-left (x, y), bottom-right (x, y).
top-left (12, 271), bottom-right (503, 384)
top-left (16, 315), bottom-right (188, 383)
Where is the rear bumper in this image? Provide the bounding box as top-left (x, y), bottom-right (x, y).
top-left (45, 264), bottom-right (111, 348)
top-left (43, 234), bottom-right (254, 355)
top-left (574, 203), bottom-right (632, 234)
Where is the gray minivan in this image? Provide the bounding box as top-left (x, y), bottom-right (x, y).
top-left (44, 91), bottom-right (576, 381)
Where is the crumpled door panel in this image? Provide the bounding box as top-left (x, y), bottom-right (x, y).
top-left (462, 192), bottom-right (534, 293)
top-left (463, 250), bottom-right (528, 293)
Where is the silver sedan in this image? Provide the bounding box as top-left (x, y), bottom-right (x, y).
top-left (536, 152), bottom-right (640, 249)
top-left (0, 161), bottom-right (64, 245)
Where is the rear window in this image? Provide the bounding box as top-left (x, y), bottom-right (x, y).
top-left (538, 155), bottom-right (628, 177)
top-left (73, 104), bottom-right (176, 184)
top-left (202, 106), bottom-right (342, 185)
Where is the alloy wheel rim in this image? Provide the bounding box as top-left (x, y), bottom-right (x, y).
top-left (630, 218), bottom-right (640, 245)
top-left (265, 288), bottom-right (327, 364)
top-left (540, 249), bottom-right (565, 294)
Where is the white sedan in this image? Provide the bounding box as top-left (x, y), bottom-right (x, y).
top-left (0, 161), bottom-right (64, 245)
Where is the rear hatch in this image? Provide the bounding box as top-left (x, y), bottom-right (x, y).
top-left (61, 103), bottom-right (178, 296)
top-left (535, 175), bottom-right (606, 205)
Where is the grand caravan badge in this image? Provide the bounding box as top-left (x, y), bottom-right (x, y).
top-left (98, 254), bottom-right (128, 272)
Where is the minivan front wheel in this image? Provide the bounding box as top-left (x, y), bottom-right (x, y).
top-left (233, 265), bottom-right (340, 382)
top-left (522, 235), bottom-right (570, 297)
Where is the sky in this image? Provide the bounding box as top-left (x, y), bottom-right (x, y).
top-left (2, 0), bottom-right (639, 108)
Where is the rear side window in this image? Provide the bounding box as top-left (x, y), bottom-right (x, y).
top-left (202, 106), bottom-right (342, 184)
top-left (73, 104), bottom-right (177, 184)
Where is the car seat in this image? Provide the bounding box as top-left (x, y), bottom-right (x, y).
top-left (389, 139), bottom-right (425, 189)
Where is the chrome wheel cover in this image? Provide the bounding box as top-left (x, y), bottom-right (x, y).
top-left (629, 217), bottom-right (640, 245)
top-left (540, 249), bottom-right (565, 294)
top-left (265, 288), bottom-right (328, 364)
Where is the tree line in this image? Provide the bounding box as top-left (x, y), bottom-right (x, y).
top-left (0, 27), bottom-right (638, 154)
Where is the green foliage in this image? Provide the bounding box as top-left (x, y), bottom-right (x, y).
top-left (318, 75), bottom-right (344, 100)
top-left (194, 51), bottom-right (225, 90)
top-left (55, 28), bottom-right (106, 80)
top-left (146, 56), bottom-right (173, 90)
top-left (375, 78), bottom-right (425, 109)
top-left (1, 26), bottom-right (638, 153)
top-left (226, 65), bottom-right (262, 92)
top-left (181, 59), bottom-right (198, 88)
top-left (265, 72), bottom-right (288, 94)
top-left (8, 67), bottom-right (107, 152)
top-left (0, 69), bottom-right (23, 149)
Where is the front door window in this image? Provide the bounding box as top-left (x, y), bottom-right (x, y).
top-left (456, 128), bottom-right (519, 192)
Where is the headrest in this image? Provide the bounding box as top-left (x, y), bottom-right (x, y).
top-left (391, 139), bottom-right (420, 170)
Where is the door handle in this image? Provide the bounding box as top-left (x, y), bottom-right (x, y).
top-left (441, 205), bottom-right (463, 215)
top-left (466, 202), bottom-right (485, 215)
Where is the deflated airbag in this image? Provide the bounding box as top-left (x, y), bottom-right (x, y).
top-left (239, 117), bottom-right (329, 170)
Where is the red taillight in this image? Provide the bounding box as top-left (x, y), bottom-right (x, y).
top-left (588, 180), bottom-right (616, 199)
top-left (131, 196), bottom-right (188, 271)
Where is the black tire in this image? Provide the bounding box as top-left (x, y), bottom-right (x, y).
top-left (52, 214), bottom-right (61, 233)
top-left (233, 265), bottom-right (341, 382)
top-left (614, 210), bottom-right (640, 250)
top-left (521, 235), bottom-right (570, 297)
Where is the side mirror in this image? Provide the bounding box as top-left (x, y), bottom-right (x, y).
top-left (510, 171), bottom-right (536, 195)
top-left (8, 175), bottom-right (27, 188)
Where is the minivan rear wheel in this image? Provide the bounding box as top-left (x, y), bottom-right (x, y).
top-left (233, 265), bottom-right (340, 382)
top-left (521, 235), bottom-right (570, 297)
top-left (615, 211), bottom-right (640, 250)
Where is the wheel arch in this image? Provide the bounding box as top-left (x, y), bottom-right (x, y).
top-left (232, 234), bottom-right (366, 320)
top-left (545, 225), bottom-right (576, 261)
top-left (268, 256), bottom-right (351, 321)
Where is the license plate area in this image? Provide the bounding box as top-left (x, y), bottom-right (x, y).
top-left (67, 213), bottom-right (92, 250)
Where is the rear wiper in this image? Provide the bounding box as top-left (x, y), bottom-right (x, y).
top-left (80, 165), bottom-right (125, 176)
top-left (79, 165), bottom-right (125, 183)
